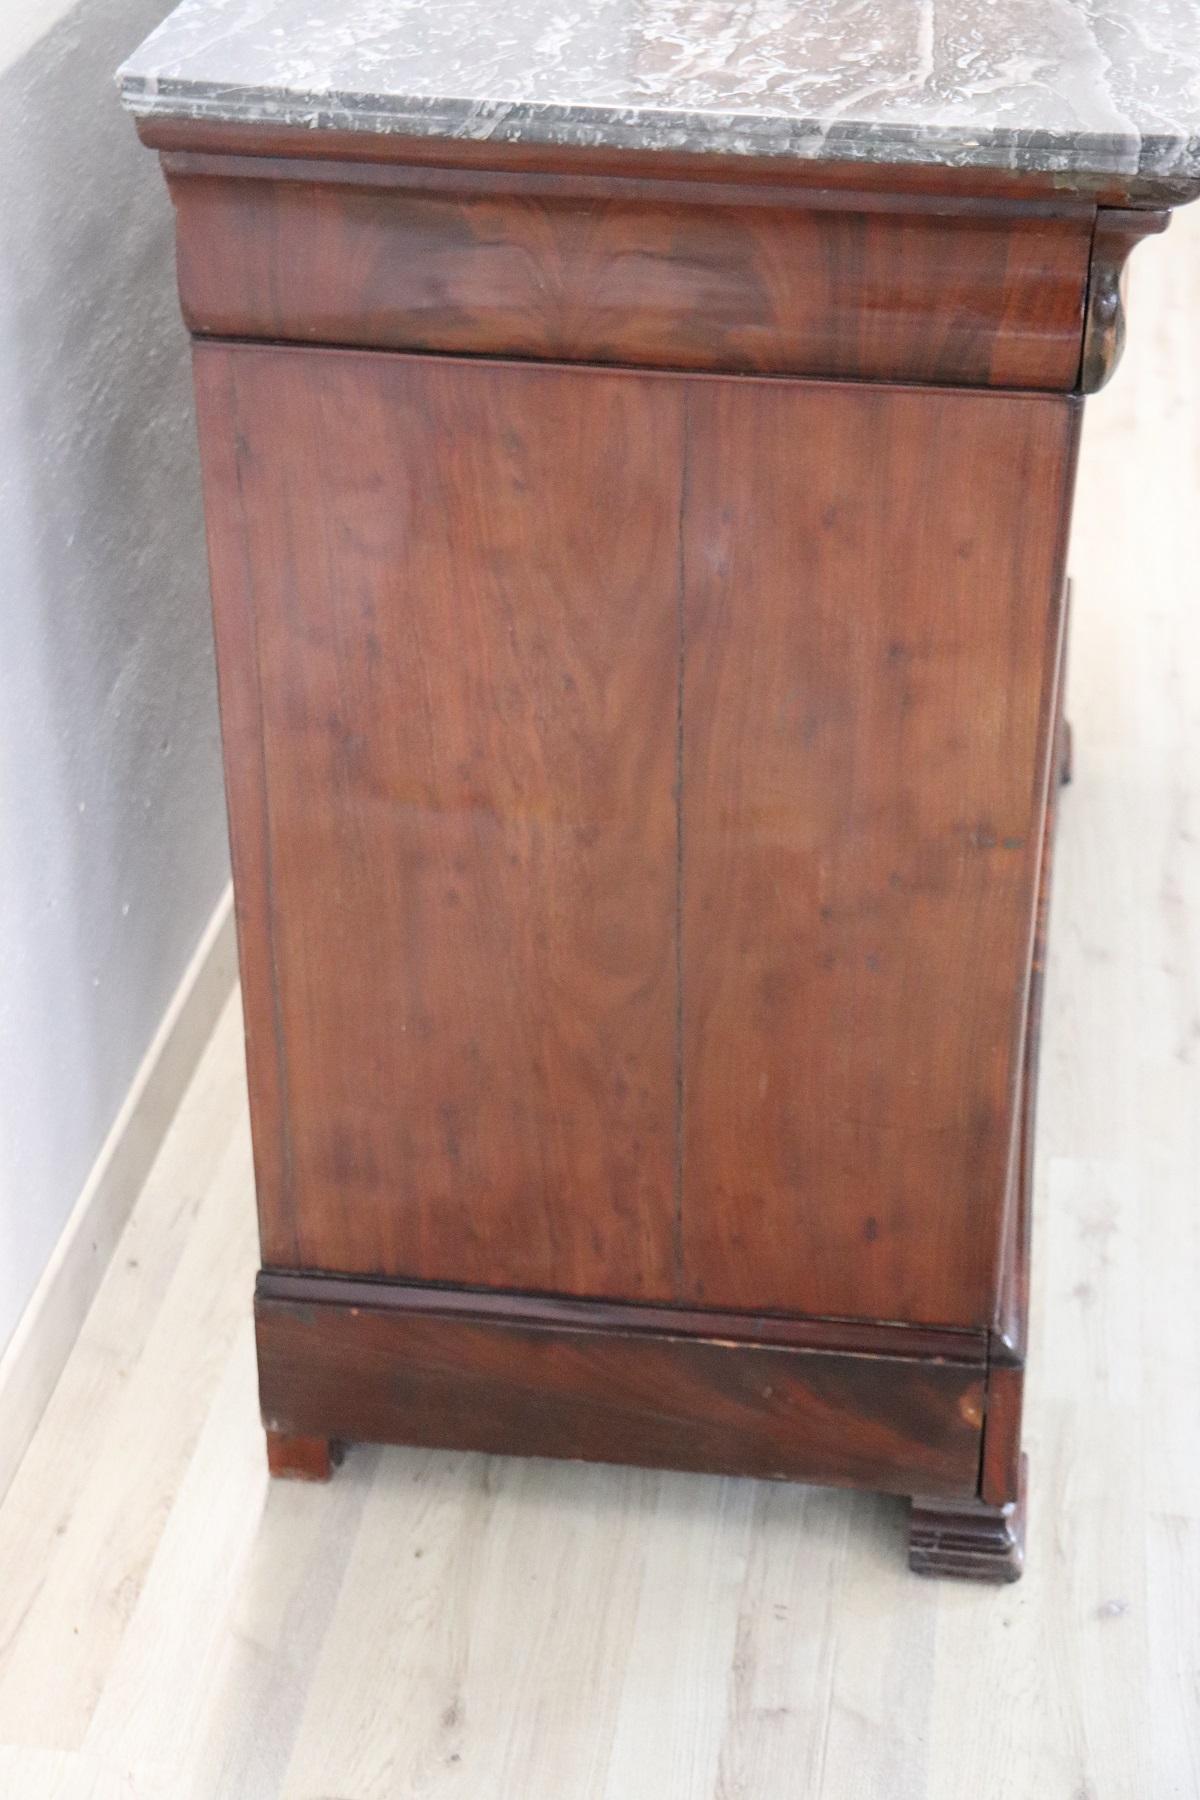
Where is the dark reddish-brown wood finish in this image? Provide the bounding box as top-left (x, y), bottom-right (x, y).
top-left (195, 343), bottom-right (1075, 1335)
top-left (254, 1270), bottom-right (986, 1363)
top-left (141, 100), bottom-right (1163, 1574)
top-left (265, 1430), bottom-right (340, 1482)
top-left (165, 158), bottom-right (1092, 390)
top-left (910, 1454), bottom-right (1028, 1580)
top-left (679, 379), bottom-right (1077, 1327)
top-left (194, 345), bottom-right (681, 1299)
top-left (1079, 209), bottom-right (1170, 391)
top-left (255, 1282), bottom-right (986, 1499)
top-left (976, 596), bottom-right (1070, 1517)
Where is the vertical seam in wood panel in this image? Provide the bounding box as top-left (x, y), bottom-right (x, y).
top-left (1075, 205), bottom-right (1103, 393)
top-left (673, 387), bottom-right (690, 1298)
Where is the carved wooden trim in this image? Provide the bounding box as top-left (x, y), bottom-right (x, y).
top-left (254, 1269), bottom-right (987, 1364)
top-left (1080, 208), bottom-right (1170, 392)
top-left (910, 1454), bottom-right (1027, 1581)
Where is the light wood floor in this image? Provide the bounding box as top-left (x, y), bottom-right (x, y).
top-left (3, 210), bottom-right (1199, 1800)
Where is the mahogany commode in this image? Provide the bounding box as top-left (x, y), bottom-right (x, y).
top-left (119, 0), bottom-right (1200, 1579)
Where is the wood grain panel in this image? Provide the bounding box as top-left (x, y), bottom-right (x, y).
top-left (168, 165), bottom-right (1092, 390)
top-left (197, 342), bottom-right (1079, 1336)
top-left (193, 343), bottom-right (682, 1298)
top-left (255, 1288), bottom-right (986, 1499)
top-left (679, 379), bottom-right (1079, 1328)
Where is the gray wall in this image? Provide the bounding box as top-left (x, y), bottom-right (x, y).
top-left (0, 0), bottom-right (229, 1352)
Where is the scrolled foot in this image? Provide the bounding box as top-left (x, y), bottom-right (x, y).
top-left (265, 1429), bottom-right (342, 1481)
top-left (909, 1454), bottom-right (1027, 1582)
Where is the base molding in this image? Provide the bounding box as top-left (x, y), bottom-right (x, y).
top-left (254, 1269), bottom-right (985, 1363)
top-left (255, 1270), bottom-right (988, 1505)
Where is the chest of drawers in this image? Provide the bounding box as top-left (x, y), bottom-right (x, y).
top-left (120, 0), bottom-right (1200, 1579)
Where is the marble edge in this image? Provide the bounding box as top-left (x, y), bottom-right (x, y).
top-left (116, 70), bottom-right (1200, 190)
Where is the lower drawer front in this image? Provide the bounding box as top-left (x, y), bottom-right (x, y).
top-left (256, 1289), bottom-right (985, 1499)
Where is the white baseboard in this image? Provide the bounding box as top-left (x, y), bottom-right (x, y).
top-left (0, 883), bottom-right (237, 1505)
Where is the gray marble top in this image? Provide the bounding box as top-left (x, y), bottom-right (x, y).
top-left (118, 0), bottom-right (1200, 191)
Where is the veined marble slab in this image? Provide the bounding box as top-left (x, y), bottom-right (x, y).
top-left (118, 0), bottom-right (1200, 189)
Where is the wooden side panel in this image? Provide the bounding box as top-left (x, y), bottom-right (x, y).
top-left (193, 344), bottom-right (682, 1298)
top-left (197, 343), bottom-right (1075, 1334)
top-left (255, 1271), bottom-right (987, 1362)
top-left (255, 1289), bottom-right (986, 1499)
top-left (168, 168), bottom-right (1092, 390)
top-left (680, 380), bottom-right (1078, 1328)
top-left (977, 595), bottom-right (1069, 1507)
top-left (993, 580), bottom-right (1069, 1360)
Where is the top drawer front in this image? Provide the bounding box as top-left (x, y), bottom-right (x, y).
top-left (166, 158), bottom-right (1092, 390)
